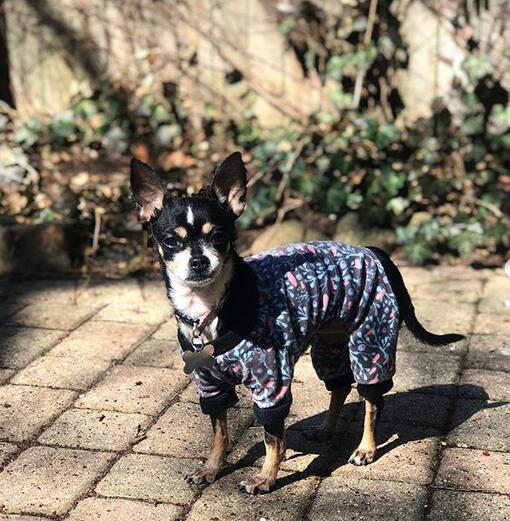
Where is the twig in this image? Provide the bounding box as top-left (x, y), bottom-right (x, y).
top-left (475, 198), bottom-right (504, 219)
top-left (91, 207), bottom-right (102, 254)
top-left (275, 139), bottom-right (307, 201)
top-left (378, 76), bottom-right (392, 122)
top-left (352, 0), bottom-right (378, 109)
top-left (246, 168), bottom-right (268, 188)
top-left (275, 197), bottom-right (304, 225)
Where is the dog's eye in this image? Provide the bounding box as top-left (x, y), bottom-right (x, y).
top-left (162, 236), bottom-right (182, 249)
top-left (210, 229), bottom-right (227, 244)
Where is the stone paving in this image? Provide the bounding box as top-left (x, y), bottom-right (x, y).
top-left (0, 266), bottom-right (508, 520)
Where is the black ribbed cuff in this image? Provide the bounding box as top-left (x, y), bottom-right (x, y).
top-left (357, 379), bottom-right (393, 402)
top-left (253, 391), bottom-right (292, 425)
top-left (199, 390), bottom-right (239, 415)
top-left (324, 372), bottom-right (355, 391)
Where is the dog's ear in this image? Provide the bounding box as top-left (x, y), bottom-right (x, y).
top-left (130, 158), bottom-right (165, 221)
top-left (211, 151), bottom-right (247, 217)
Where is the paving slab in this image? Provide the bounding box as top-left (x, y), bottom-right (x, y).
top-left (308, 476), bottom-right (427, 521)
top-left (140, 279), bottom-right (170, 300)
top-left (186, 467), bottom-right (318, 521)
top-left (0, 301), bottom-right (25, 322)
top-left (459, 369), bottom-right (510, 401)
top-left (67, 497), bottom-right (182, 521)
top-left (38, 408), bottom-right (151, 451)
top-left (356, 392), bottom-right (452, 431)
top-left (466, 334), bottom-right (510, 372)
top-left (0, 446), bottom-right (113, 515)
top-left (0, 370), bottom-right (14, 385)
top-left (435, 447), bottom-right (510, 493)
top-left (0, 385), bottom-right (76, 442)
top-left (151, 320), bottom-right (178, 341)
top-left (7, 302), bottom-right (98, 330)
top-left (402, 266), bottom-right (484, 283)
top-left (75, 279), bottom-right (143, 307)
top-left (7, 280), bottom-right (77, 305)
top-left (134, 401), bottom-right (252, 458)
top-left (11, 355), bottom-right (111, 390)
top-left (479, 277), bottom-right (510, 314)
top-left (0, 327), bottom-right (66, 369)
top-left (412, 300), bottom-right (475, 336)
top-left (96, 454), bottom-right (198, 504)
top-left (474, 312), bottom-right (510, 335)
top-left (331, 422), bottom-right (441, 485)
top-left (447, 400), bottom-right (510, 451)
top-left (393, 351), bottom-right (462, 395)
top-left (410, 278), bottom-right (483, 304)
top-left (49, 320), bottom-right (153, 361)
top-left (426, 490), bottom-right (510, 521)
top-left (397, 328), bottom-right (468, 356)
top-left (125, 338), bottom-right (182, 369)
top-left (94, 301), bottom-right (171, 325)
top-left (0, 443), bottom-right (17, 467)
top-left (76, 365), bottom-right (188, 415)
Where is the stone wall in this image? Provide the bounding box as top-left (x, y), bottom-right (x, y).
top-left (3, 0), bottom-right (509, 126)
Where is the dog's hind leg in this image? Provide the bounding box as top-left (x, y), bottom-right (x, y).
top-left (238, 422), bottom-right (285, 494)
top-left (303, 384), bottom-right (352, 441)
top-left (306, 320), bottom-right (353, 441)
top-left (348, 380), bottom-right (391, 465)
top-left (348, 397), bottom-right (382, 465)
top-left (185, 411), bottom-right (228, 485)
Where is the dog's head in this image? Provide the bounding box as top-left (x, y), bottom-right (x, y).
top-left (130, 152), bottom-right (247, 287)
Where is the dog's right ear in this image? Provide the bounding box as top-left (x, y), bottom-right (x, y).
top-left (130, 158), bottom-right (165, 221)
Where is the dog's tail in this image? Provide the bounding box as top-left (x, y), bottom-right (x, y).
top-left (367, 246), bottom-right (465, 346)
top-left (403, 305), bottom-right (465, 346)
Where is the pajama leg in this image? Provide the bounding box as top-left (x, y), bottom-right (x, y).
top-left (307, 322), bottom-right (353, 440)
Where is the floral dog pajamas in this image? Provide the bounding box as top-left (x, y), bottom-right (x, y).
top-left (184, 242), bottom-right (400, 424)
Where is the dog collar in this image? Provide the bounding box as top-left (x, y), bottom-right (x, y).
top-left (174, 289), bottom-right (228, 336)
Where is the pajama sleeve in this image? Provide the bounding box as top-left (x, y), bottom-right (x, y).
top-left (242, 344), bottom-right (294, 425)
top-left (192, 368), bottom-right (239, 415)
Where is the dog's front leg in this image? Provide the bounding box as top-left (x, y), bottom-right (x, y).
top-left (185, 411), bottom-right (228, 485)
top-left (238, 422), bottom-right (285, 494)
top-left (348, 397), bottom-right (383, 465)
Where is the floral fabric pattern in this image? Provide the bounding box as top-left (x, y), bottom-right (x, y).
top-left (189, 241), bottom-right (400, 412)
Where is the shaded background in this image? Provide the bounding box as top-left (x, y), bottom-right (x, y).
top-left (0, 0), bottom-right (509, 276)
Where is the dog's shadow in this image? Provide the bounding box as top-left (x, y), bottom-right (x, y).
top-left (223, 384), bottom-right (503, 490)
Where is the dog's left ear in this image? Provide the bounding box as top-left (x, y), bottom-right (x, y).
top-left (211, 151), bottom-right (247, 217)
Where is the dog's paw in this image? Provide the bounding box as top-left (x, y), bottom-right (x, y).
top-left (302, 426), bottom-right (334, 442)
top-left (185, 464), bottom-right (220, 486)
top-left (237, 473), bottom-right (275, 494)
top-left (348, 447), bottom-right (376, 466)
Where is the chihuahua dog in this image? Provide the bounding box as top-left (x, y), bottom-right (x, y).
top-left (130, 152), bottom-right (464, 494)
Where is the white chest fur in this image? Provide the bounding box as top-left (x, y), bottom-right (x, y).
top-left (166, 260), bottom-right (233, 343)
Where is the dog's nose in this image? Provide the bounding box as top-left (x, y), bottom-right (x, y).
top-left (190, 255), bottom-right (210, 273)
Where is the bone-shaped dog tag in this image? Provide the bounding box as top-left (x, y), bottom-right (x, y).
top-left (182, 344), bottom-right (215, 374)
